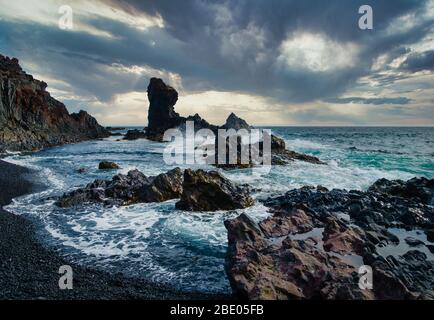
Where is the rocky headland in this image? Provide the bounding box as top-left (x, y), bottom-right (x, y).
top-left (0, 55), bottom-right (109, 152)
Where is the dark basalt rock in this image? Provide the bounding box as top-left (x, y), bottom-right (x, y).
top-left (368, 177), bottom-right (434, 205)
top-left (225, 177), bottom-right (434, 300)
top-left (175, 169), bottom-right (254, 211)
top-left (98, 161), bottom-right (120, 170)
top-left (123, 129), bottom-right (146, 140)
top-left (0, 54), bottom-right (109, 151)
top-left (213, 132), bottom-right (324, 169)
top-left (143, 78), bottom-right (324, 167)
top-left (56, 168), bottom-right (183, 207)
top-left (145, 78), bottom-right (182, 141)
top-left (221, 112), bottom-right (251, 131)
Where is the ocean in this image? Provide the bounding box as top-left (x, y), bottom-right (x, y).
top-left (4, 126), bottom-right (434, 294)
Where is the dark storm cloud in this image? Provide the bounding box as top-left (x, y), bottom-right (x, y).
top-left (400, 50), bottom-right (434, 72)
top-left (106, 0), bottom-right (431, 102)
top-left (326, 97), bottom-right (413, 105)
top-left (0, 0), bottom-right (431, 106)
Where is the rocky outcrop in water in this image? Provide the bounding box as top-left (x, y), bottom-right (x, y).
top-left (56, 167), bottom-right (251, 211)
top-left (0, 55), bottom-right (109, 152)
top-left (123, 129), bottom-right (146, 140)
top-left (225, 178), bottom-right (434, 300)
top-left (144, 78), bottom-right (324, 167)
top-left (175, 169), bottom-right (254, 211)
top-left (56, 168), bottom-right (184, 207)
top-left (368, 177), bottom-right (434, 205)
top-left (98, 161), bottom-right (120, 170)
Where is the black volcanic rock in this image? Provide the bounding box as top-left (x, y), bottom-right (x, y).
top-left (98, 161), bottom-right (120, 170)
top-left (123, 129), bottom-right (146, 140)
top-left (143, 77), bottom-right (324, 166)
top-left (221, 112), bottom-right (251, 130)
top-left (224, 177), bottom-right (434, 300)
top-left (0, 54), bottom-right (109, 152)
top-left (56, 168), bottom-right (183, 207)
top-left (368, 177), bottom-right (434, 205)
top-left (175, 169), bottom-right (254, 211)
top-left (145, 78), bottom-right (182, 141)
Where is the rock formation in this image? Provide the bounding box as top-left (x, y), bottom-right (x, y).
top-left (368, 177), bottom-right (434, 205)
top-left (175, 169), bottom-right (254, 211)
top-left (225, 178), bottom-right (434, 300)
top-left (144, 77), bottom-right (325, 167)
top-left (56, 168), bottom-right (183, 207)
top-left (221, 112), bottom-right (251, 131)
top-left (98, 161), bottom-right (120, 170)
top-left (0, 54), bottom-right (109, 152)
top-left (123, 129), bottom-right (146, 140)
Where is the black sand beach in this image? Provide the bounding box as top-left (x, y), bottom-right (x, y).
top-left (0, 160), bottom-right (227, 300)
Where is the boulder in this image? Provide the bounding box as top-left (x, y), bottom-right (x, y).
top-left (123, 129), bottom-right (146, 140)
top-left (0, 54), bottom-right (109, 151)
top-left (368, 177), bottom-right (434, 204)
top-left (175, 169), bottom-right (254, 211)
top-left (98, 161), bottom-right (120, 170)
top-left (56, 168), bottom-right (183, 207)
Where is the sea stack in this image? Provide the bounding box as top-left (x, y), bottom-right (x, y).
top-left (145, 78), bottom-right (182, 141)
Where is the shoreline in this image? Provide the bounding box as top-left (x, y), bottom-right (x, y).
top-left (0, 159), bottom-right (229, 300)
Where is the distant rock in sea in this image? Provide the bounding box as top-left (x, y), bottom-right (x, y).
top-left (123, 129), bottom-right (146, 140)
top-left (0, 54), bottom-right (109, 152)
top-left (143, 77), bottom-right (324, 167)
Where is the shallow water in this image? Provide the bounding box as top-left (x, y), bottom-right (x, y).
top-left (5, 127), bottom-right (434, 293)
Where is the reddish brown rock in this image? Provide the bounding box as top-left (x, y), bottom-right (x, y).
top-left (0, 54), bottom-right (109, 151)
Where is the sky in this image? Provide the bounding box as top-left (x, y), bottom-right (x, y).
top-left (0, 0), bottom-right (433, 126)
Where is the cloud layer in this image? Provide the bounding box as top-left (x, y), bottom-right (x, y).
top-left (0, 0), bottom-right (433, 125)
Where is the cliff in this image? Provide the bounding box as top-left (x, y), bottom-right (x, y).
top-left (0, 54), bottom-right (109, 152)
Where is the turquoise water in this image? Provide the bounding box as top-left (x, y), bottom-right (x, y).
top-left (4, 127), bottom-right (434, 293)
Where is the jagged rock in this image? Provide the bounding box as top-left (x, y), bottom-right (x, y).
top-left (98, 161), bottom-right (120, 170)
top-left (224, 213), bottom-right (371, 300)
top-left (368, 177), bottom-right (434, 205)
top-left (123, 129), bottom-right (146, 140)
top-left (145, 78), bottom-right (182, 141)
top-left (212, 123), bottom-right (324, 169)
top-left (224, 177), bottom-right (434, 300)
top-left (175, 169), bottom-right (254, 211)
top-left (56, 168), bottom-right (183, 207)
top-left (0, 54), bottom-right (109, 151)
top-left (143, 78), bottom-right (324, 167)
top-left (221, 112), bottom-right (251, 130)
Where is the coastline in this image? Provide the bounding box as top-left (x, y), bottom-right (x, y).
top-left (0, 159), bottom-right (229, 300)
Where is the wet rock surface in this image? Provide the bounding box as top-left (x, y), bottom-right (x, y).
top-left (144, 78), bottom-right (324, 167)
top-left (123, 129), bottom-right (146, 140)
top-left (225, 178), bottom-right (434, 300)
top-left (98, 161), bottom-right (120, 170)
top-left (0, 55), bottom-right (109, 152)
top-left (56, 168), bottom-right (183, 207)
top-left (368, 177), bottom-right (434, 205)
top-left (176, 169), bottom-right (254, 211)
